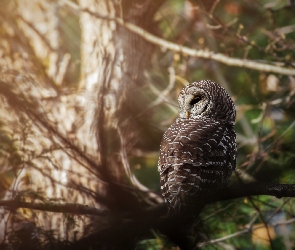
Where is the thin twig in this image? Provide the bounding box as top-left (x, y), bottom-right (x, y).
top-left (0, 200), bottom-right (107, 216)
top-left (198, 217), bottom-right (295, 247)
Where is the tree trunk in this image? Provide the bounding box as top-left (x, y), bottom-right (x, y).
top-left (78, 0), bottom-right (164, 211)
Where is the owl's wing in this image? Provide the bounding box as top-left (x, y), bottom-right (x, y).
top-left (158, 118), bottom-right (236, 210)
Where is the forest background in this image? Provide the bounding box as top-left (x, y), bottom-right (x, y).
top-left (0, 0), bottom-right (295, 249)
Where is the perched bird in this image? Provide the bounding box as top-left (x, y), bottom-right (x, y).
top-left (158, 80), bottom-right (236, 212)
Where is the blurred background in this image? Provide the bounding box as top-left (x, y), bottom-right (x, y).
top-left (0, 0), bottom-right (295, 249)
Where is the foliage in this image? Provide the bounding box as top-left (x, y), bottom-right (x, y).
top-left (0, 0), bottom-right (295, 249)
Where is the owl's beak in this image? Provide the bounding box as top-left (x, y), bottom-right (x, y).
top-left (186, 110), bottom-right (190, 118)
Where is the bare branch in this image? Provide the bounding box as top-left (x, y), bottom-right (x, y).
top-left (60, 0), bottom-right (295, 76)
top-left (198, 217), bottom-right (295, 247)
top-left (0, 200), bottom-right (107, 216)
top-left (205, 182), bottom-right (295, 204)
top-left (1, 181), bottom-right (294, 249)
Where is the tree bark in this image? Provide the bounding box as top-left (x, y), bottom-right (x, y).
top-left (78, 0), bottom-right (164, 211)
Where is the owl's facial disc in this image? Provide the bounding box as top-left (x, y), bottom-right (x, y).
top-left (178, 86), bottom-right (212, 118)
top-left (189, 95), bottom-right (202, 106)
top-left (185, 94), bottom-right (203, 118)
top-left (185, 95), bottom-right (203, 118)
top-left (186, 90), bottom-right (210, 118)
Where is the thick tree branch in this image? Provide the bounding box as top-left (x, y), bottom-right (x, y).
top-left (1, 182), bottom-right (294, 249)
top-left (204, 182), bottom-right (295, 204)
top-left (60, 0), bottom-right (295, 76)
top-left (66, 182), bottom-right (295, 249)
top-left (0, 183), bottom-right (293, 217)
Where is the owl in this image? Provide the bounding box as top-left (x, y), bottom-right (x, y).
top-left (158, 80), bottom-right (236, 212)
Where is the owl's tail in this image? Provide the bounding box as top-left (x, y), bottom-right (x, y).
top-left (165, 211), bottom-right (206, 250)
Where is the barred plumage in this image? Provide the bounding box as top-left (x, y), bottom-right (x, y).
top-left (158, 80), bottom-right (236, 212)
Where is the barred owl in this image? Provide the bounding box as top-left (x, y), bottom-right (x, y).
top-left (158, 80), bottom-right (236, 212)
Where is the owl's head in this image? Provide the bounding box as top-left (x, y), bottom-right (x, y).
top-left (178, 80), bottom-right (236, 123)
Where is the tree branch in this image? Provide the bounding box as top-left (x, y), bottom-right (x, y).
top-left (1, 182), bottom-right (294, 249)
top-left (0, 200), bottom-right (107, 216)
top-left (60, 0), bottom-right (295, 76)
top-left (0, 183), bottom-right (293, 217)
top-left (66, 182), bottom-right (295, 249)
top-left (198, 217), bottom-right (295, 247)
top-left (205, 182), bottom-right (295, 204)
